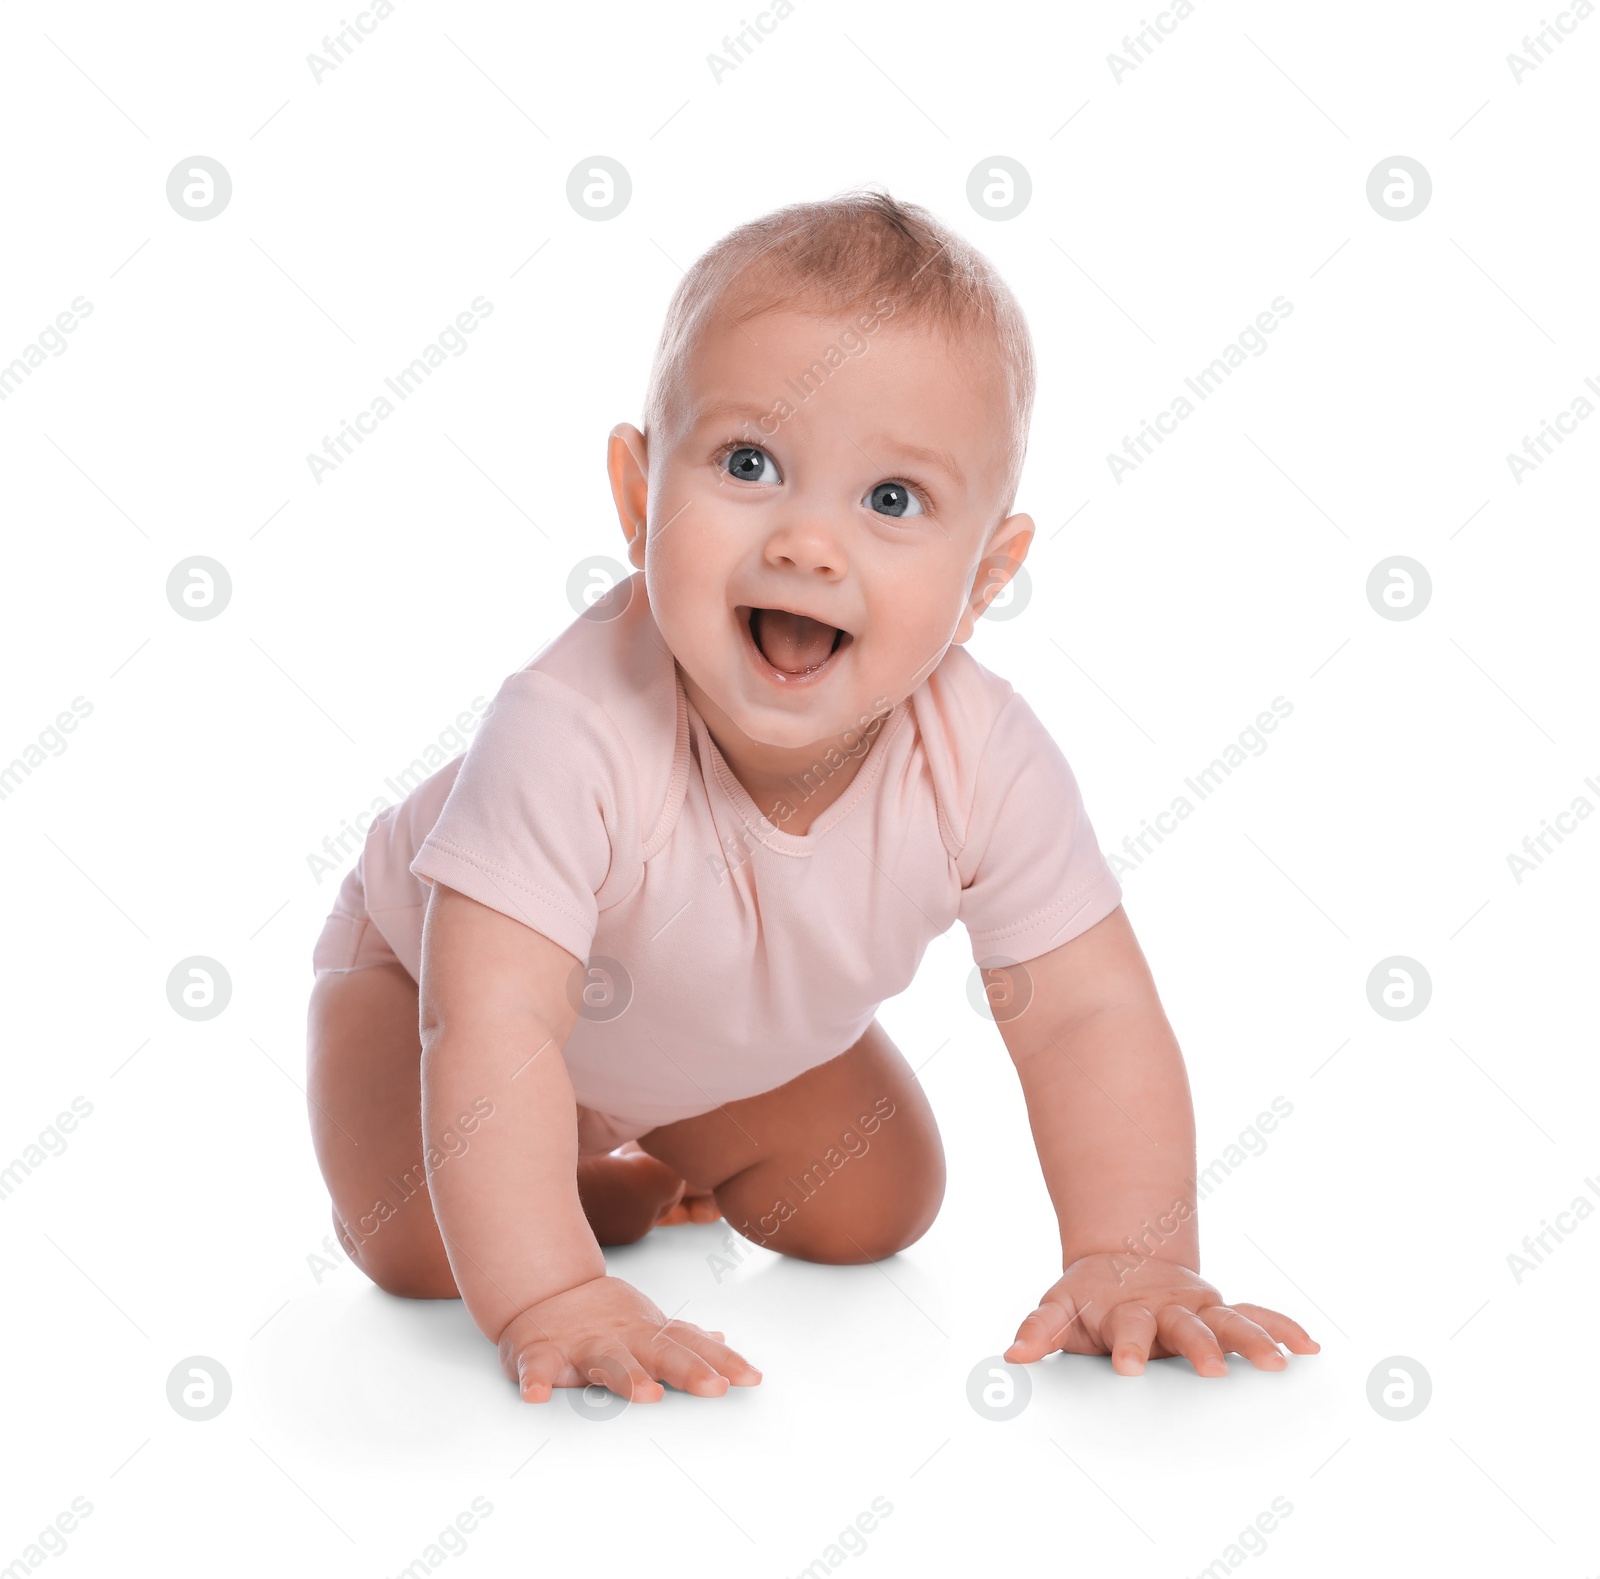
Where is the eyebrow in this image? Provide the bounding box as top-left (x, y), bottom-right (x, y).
top-left (689, 401), bottom-right (967, 489)
top-left (690, 399), bottom-right (773, 432)
top-left (854, 433), bottom-right (966, 489)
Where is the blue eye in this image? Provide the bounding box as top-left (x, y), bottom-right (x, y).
top-left (725, 445), bottom-right (780, 483)
top-left (866, 481), bottom-right (923, 518)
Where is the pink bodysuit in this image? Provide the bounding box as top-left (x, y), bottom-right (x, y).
top-left (312, 572), bottom-right (1122, 1150)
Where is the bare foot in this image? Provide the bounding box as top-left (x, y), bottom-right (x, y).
top-left (617, 1141), bottom-right (722, 1227)
top-left (575, 1144), bottom-right (720, 1245)
top-left (657, 1192), bottom-right (723, 1226)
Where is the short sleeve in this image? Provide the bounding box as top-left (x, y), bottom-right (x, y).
top-left (956, 691), bottom-right (1123, 964)
top-left (407, 670), bottom-right (641, 962)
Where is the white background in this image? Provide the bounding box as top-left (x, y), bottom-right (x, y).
top-left (2, 0), bottom-right (1596, 1574)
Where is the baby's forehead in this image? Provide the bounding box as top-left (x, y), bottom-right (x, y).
top-left (677, 301), bottom-right (1009, 414)
top-left (705, 290), bottom-right (996, 360)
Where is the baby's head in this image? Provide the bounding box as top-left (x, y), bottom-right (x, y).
top-left (608, 189), bottom-right (1037, 755)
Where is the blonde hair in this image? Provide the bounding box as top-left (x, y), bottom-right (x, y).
top-left (640, 187), bottom-right (1036, 514)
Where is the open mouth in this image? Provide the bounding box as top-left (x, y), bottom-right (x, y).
top-left (738, 605), bottom-right (852, 683)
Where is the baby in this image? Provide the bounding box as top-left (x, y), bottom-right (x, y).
top-left (306, 190), bottom-right (1318, 1402)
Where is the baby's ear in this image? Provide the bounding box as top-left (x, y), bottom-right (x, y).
top-left (607, 423), bottom-right (650, 568)
top-left (954, 512), bottom-right (1034, 643)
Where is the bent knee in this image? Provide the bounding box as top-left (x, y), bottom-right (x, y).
top-left (334, 1209), bottom-right (457, 1300)
top-left (736, 1152), bottom-right (946, 1266)
top-left (783, 1212), bottom-right (937, 1265)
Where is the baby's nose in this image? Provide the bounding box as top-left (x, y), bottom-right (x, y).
top-left (761, 511), bottom-right (847, 578)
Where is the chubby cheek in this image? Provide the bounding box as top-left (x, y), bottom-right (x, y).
top-left (861, 585), bottom-right (961, 687)
top-left (646, 501), bottom-right (746, 652)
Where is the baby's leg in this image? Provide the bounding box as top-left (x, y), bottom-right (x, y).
top-left (637, 1019), bottom-right (945, 1264)
top-left (306, 962), bottom-right (688, 1299)
top-left (307, 961), bottom-right (457, 1297)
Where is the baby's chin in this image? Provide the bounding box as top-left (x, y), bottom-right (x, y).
top-left (717, 693), bottom-right (864, 753)
top-left (684, 663), bottom-right (873, 756)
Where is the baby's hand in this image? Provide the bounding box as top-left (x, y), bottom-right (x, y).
top-left (1003, 1254), bottom-right (1320, 1377)
top-left (497, 1275), bottom-right (762, 1402)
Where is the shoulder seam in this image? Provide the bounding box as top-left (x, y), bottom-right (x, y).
top-left (522, 644), bottom-right (683, 879)
top-left (510, 664), bottom-right (669, 898)
top-left (946, 680), bottom-right (1023, 863)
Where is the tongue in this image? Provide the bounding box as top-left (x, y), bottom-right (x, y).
top-left (751, 608), bottom-right (838, 673)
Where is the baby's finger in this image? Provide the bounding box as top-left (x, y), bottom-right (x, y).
top-left (1155, 1305), bottom-right (1227, 1378)
top-left (514, 1341), bottom-right (566, 1402)
top-left (1229, 1303), bottom-right (1320, 1354)
top-left (1004, 1300), bottom-right (1075, 1363)
top-left (664, 1324), bottom-right (762, 1385)
top-left (648, 1334), bottom-right (733, 1397)
top-left (580, 1346), bottom-right (665, 1402)
top-left (1198, 1306), bottom-right (1288, 1371)
top-left (1103, 1303), bottom-right (1158, 1375)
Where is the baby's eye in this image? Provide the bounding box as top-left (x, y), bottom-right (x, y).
top-left (865, 480), bottom-right (924, 518)
top-left (724, 445), bottom-right (781, 484)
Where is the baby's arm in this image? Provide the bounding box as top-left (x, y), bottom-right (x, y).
top-left (417, 882), bottom-right (759, 1400)
top-left (989, 904), bottom-right (1319, 1376)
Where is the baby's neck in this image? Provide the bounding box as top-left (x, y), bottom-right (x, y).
top-left (679, 670), bottom-right (878, 836)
